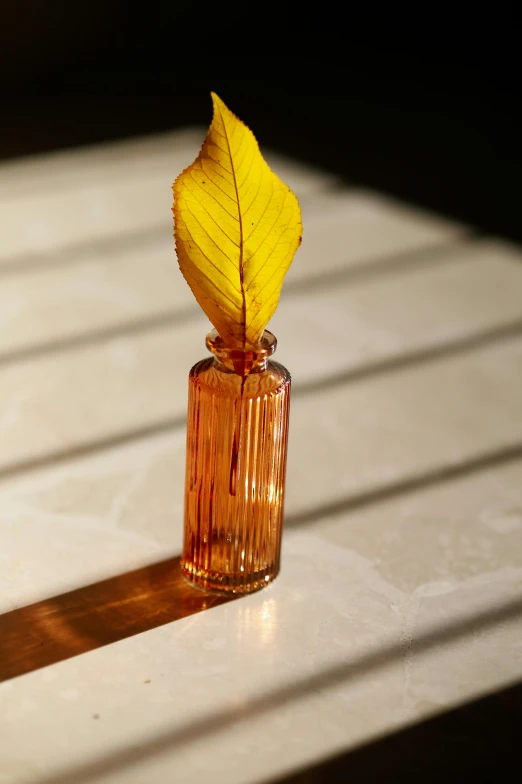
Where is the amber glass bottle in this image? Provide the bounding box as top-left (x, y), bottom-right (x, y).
top-left (181, 329), bottom-right (291, 594)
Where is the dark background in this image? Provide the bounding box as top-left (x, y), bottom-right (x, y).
top-left (1, 4), bottom-right (520, 240)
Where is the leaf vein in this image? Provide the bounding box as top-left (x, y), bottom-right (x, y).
top-left (183, 189), bottom-right (240, 248)
top-left (187, 170), bottom-right (239, 221)
top-left (237, 151), bottom-right (257, 192)
top-left (183, 264), bottom-right (241, 314)
top-left (245, 239), bottom-right (297, 329)
top-left (207, 138), bottom-right (229, 156)
top-left (180, 216), bottom-right (241, 294)
top-left (191, 167), bottom-right (236, 204)
top-left (246, 223), bottom-right (297, 295)
top-left (206, 152), bottom-right (233, 175)
top-left (243, 166), bottom-right (270, 223)
top-left (246, 188), bottom-right (288, 263)
top-left (183, 203), bottom-right (241, 272)
top-left (215, 97), bottom-right (246, 341)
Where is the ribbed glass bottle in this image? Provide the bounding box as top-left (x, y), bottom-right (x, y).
top-left (181, 329), bottom-right (291, 594)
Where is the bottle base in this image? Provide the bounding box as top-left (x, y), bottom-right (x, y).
top-left (181, 560), bottom-right (279, 595)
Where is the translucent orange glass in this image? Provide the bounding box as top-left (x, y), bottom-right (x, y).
top-left (181, 329), bottom-right (291, 594)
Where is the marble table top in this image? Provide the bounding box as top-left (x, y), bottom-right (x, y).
top-left (0, 129), bottom-right (521, 784)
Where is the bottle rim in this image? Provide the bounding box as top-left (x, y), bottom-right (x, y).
top-left (205, 329), bottom-right (277, 374)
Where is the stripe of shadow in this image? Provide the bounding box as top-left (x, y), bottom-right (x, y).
top-left (2, 319), bottom-right (522, 485)
top-left (285, 232), bottom-right (477, 297)
top-left (30, 594), bottom-right (522, 784)
top-left (0, 308), bottom-right (201, 368)
top-left (0, 556), bottom-right (237, 683)
top-left (285, 442), bottom-right (522, 529)
top-left (0, 223), bottom-right (170, 277)
top-left (0, 180), bottom-right (339, 279)
top-left (292, 317), bottom-right (522, 399)
top-left (0, 138), bottom-right (329, 201)
top-left (0, 235), bottom-right (479, 370)
top-left (266, 679), bottom-right (522, 784)
top-left (0, 416), bottom-right (186, 483)
top-left (0, 135), bottom-right (201, 199)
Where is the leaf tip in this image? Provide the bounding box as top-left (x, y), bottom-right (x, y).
top-left (210, 91), bottom-right (225, 114)
top-left (209, 92), bottom-right (241, 130)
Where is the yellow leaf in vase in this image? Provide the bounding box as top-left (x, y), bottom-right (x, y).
top-left (173, 92), bottom-right (302, 348)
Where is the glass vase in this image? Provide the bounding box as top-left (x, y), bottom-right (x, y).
top-left (181, 329), bottom-right (291, 594)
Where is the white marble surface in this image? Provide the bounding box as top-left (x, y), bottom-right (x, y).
top-left (0, 524), bottom-right (520, 784)
top-left (0, 129), bottom-right (521, 784)
top-left (0, 189), bottom-right (464, 360)
top-left (2, 238), bottom-right (522, 476)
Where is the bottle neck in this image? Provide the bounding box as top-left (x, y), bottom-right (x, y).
top-left (206, 329), bottom-right (277, 376)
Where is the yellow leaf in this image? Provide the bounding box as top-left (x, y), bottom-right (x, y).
top-left (173, 92), bottom-right (302, 348)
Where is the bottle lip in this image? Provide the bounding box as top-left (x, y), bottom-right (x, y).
top-left (205, 329), bottom-right (277, 359)
top-left (205, 329), bottom-right (277, 375)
